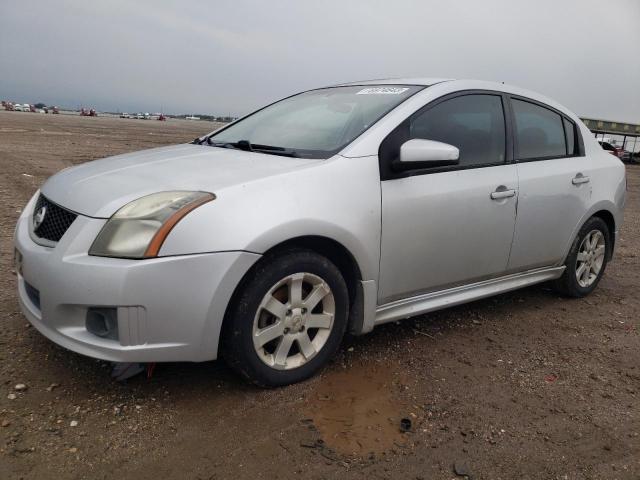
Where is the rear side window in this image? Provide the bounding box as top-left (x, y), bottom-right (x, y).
top-left (409, 94), bottom-right (506, 167)
top-left (512, 99), bottom-right (566, 159)
top-left (563, 118), bottom-right (576, 155)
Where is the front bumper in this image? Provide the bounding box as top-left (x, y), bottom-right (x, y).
top-left (14, 195), bottom-right (260, 362)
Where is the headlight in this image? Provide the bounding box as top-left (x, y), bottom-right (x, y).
top-left (89, 191), bottom-right (215, 259)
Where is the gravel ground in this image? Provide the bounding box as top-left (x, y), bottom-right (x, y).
top-left (1, 110), bottom-right (639, 479)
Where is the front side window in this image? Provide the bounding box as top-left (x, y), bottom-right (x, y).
top-left (512, 99), bottom-right (566, 159)
top-left (208, 85), bottom-right (423, 159)
top-left (409, 94), bottom-right (506, 167)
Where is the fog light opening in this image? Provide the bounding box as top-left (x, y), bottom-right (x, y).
top-left (86, 307), bottom-right (119, 340)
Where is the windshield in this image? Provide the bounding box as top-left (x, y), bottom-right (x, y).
top-left (207, 85), bottom-right (423, 158)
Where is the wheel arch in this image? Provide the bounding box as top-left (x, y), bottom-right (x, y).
top-left (219, 235), bottom-right (367, 357)
top-left (261, 235), bottom-right (363, 287)
top-left (591, 209), bottom-right (616, 259)
top-left (562, 203), bottom-right (618, 264)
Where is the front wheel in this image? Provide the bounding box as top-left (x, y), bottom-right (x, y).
top-left (554, 216), bottom-right (610, 297)
top-left (222, 249), bottom-right (349, 387)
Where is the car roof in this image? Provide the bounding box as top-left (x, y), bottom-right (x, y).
top-left (335, 78), bottom-right (544, 96)
top-left (333, 78), bottom-right (575, 119)
top-left (336, 77), bottom-right (453, 86)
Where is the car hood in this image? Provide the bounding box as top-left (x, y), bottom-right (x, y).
top-left (41, 144), bottom-right (315, 217)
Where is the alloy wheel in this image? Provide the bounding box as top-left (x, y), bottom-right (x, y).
top-left (252, 272), bottom-right (335, 370)
top-left (575, 229), bottom-right (606, 288)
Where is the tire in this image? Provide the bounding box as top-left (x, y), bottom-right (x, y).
top-left (221, 249), bottom-right (349, 387)
top-left (553, 216), bottom-right (610, 297)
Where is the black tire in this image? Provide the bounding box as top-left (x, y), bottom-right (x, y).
top-left (553, 216), bottom-right (610, 297)
top-left (221, 249), bottom-right (349, 387)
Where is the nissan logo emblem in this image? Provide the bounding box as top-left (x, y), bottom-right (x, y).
top-left (33, 205), bottom-right (47, 230)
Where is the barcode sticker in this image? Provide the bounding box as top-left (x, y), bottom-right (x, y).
top-left (356, 87), bottom-right (409, 95)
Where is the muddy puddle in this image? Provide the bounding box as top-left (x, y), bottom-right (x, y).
top-left (304, 362), bottom-right (410, 456)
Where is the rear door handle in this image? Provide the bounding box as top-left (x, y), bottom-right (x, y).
top-left (572, 173), bottom-right (590, 185)
top-left (490, 187), bottom-right (516, 200)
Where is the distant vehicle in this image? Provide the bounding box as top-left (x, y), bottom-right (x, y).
top-left (185, 115), bottom-right (200, 120)
top-left (43, 106), bottom-right (59, 114)
top-left (80, 108), bottom-right (98, 117)
top-left (3, 102), bottom-right (15, 111)
top-left (14, 79), bottom-right (626, 387)
top-left (29, 105), bottom-right (37, 113)
top-left (13, 104), bottom-right (24, 112)
top-left (120, 113), bottom-right (130, 119)
top-left (598, 141), bottom-right (616, 155)
top-left (612, 146), bottom-right (626, 159)
top-left (598, 140), bottom-right (624, 158)
top-left (158, 114), bottom-right (167, 121)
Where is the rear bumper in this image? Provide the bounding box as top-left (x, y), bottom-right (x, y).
top-left (14, 196), bottom-right (260, 362)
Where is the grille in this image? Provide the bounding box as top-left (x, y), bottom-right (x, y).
top-left (32, 194), bottom-right (77, 243)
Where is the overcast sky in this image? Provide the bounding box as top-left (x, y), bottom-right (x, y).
top-left (1, 0), bottom-right (639, 121)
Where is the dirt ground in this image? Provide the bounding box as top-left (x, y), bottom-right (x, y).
top-left (1, 110), bottom-right (639, 480)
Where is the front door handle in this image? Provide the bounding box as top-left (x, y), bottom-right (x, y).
top-left (572, 173), bottom-right (590, 185)
top-left (490, 187), bottom-right (516, 200)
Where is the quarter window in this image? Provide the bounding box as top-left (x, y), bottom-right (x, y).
top-left (512, 99), bottom-right (567, 159)
top-left (409, 94), bottom-right (506, 167)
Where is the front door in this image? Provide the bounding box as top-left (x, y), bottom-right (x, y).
top-left (378, 93), bottom-right (518, 304)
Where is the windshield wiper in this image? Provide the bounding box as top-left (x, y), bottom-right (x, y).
top-left (206, 138), bottom-right (299, 157)
top-left (252, 147), bottom-right (299, 158)
top-left (204, 136), bottom-right (237, 148)
top-left (250, 144), bottom-right (299, 157)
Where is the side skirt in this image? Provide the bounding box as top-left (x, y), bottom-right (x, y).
top-left (375, 266), bottom-right (565, 325)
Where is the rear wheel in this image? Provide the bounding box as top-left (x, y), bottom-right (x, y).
top-left (554, 216), bottom-right (610, 297)
top-left (222, 249), bottom-right (349, 387)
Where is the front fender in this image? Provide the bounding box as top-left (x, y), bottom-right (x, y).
top-left (242, 218), bottom-right (377, 280)
top-left (158, 155), bottom-right (382, 281)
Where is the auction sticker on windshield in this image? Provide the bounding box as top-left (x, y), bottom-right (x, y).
top-left (356, 87), bottom-right (409, 95)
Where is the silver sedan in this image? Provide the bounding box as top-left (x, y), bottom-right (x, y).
top-left (14, 79), bottom-right (626, 386)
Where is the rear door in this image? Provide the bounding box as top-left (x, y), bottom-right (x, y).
top-left (507, 97), bottom-right (592, 271)
top-left (378, 92), bottom-right (518, 304)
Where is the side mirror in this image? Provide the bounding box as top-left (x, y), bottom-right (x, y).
top-left (395, 139), bottom-right (459, 170)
